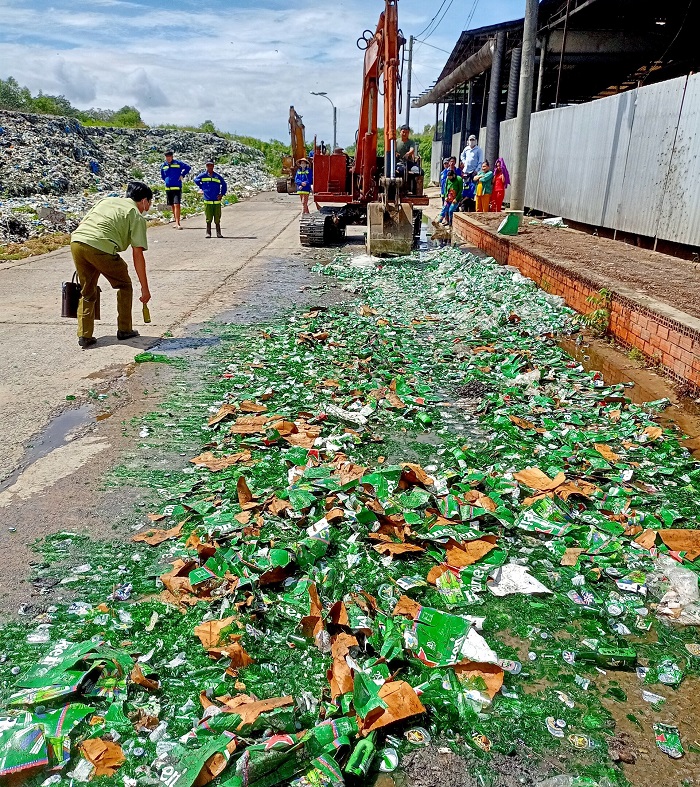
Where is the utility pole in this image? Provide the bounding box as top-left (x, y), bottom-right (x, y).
top-left (332, 105), bottom-right (337, 151)
top-left (535, 32), bottom-right (548, 111)
top-left (510, 0), bottom-right (538, 215)
top-left (310, 91), bottom-right (337, 151)
top-left (405, 35), bottom-right (414, 128)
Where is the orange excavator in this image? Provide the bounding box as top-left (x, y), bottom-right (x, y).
top-left (277, 105), bottom-right (307, 194)
top-left (300, 0), bottom-right (428, 256)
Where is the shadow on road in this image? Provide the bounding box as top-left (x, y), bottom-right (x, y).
top-left (86, 335), bottom-right (161, 349)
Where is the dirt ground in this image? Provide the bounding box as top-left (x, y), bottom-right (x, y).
top-left (471, 213), bottom-right (700, 320)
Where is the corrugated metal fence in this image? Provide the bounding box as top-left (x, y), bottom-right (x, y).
top-left (499, 73), bottom-right (700, 247)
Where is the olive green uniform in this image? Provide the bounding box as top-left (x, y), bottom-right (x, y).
top-left (70, 197), bottom-right (148, 339)
top-left (204, 202), bottom-right (222, 223)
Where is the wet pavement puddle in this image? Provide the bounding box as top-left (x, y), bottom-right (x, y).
top-left (0, 405), bottom-right (95, 493)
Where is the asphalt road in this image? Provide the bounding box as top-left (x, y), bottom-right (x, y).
top-left (0, 191), bottom-right (301, 483)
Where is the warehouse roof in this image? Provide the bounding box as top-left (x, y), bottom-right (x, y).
top-left (414, 0), bottom-right (700, 108)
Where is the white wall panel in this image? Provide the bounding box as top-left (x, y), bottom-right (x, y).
top-left (614, 77), bottom-right (686, 237)
top-left (495, 74), bottom-right (700, 247)
top-left (656, 76), bottom-right (700, 246)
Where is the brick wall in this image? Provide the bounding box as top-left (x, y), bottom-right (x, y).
top-left (452, 214), bottom-right (700, 393)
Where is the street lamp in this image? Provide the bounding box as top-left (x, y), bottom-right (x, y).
top-left (310, 91), bottom-right (337, 151)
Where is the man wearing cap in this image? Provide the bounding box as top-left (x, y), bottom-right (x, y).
top-left (194, 160), bottom-right (228, 238)
top-left (160, 151), bottom-right (191, 230)
top-left (294, 158), bottom-right (312, 214)
top-left (70, 181), bottom-right (153, 349)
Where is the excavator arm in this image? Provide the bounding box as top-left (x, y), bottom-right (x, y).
top-left (381, 0), bottom-right (401, 181)
top-left (278, 106), bottom-right (307, 193)
top-left (353, 14), bottom-right (382, 202)
top-left (353, 1), bottom-right (403, 200)
top-left (289, 106), bottom-right (306, 164)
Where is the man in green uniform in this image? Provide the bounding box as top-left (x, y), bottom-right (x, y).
top-left (70, 181), bottom-right (153, 349)
top-left (194, 161), bottom-right (228, 238)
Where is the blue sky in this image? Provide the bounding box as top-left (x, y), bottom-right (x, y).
top-left (0, 0), bottom-right (524, 141)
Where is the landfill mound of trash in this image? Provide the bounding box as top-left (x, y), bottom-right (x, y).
top-left (0, 110), bottom-right (274, 243)
top-left (1, 247), bottom-right (699, 785)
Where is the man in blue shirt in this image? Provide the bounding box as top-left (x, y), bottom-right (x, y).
top-left (194, 160), bottom-right (228, 238)
top-left (294, 158), bottom-right (312, 214)
top-left (160, 151), bottom-right (191, 230)
top-left (460, 135), bottom-right (484, 183)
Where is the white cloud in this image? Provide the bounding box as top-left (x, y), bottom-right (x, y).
top-left (0, 0), bottom-right (523, 140)
top-left (53, 59), bottom-right (96, 104)
top-left (127, 68), bottom-right (170, 108)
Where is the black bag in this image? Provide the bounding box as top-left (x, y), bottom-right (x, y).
top-left (61, 272), bottom-right (101, 319)
top-left (61, 272), bottom-right (81, 318)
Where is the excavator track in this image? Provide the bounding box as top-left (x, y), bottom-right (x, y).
top-left (300, 212), bottom-right (346, 246)
top-left (300, 213), bottom-right (331, 246)
top-left (276, 178), bottom-right (288, 193)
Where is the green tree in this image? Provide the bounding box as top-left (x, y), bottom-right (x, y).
top-left (199, 119), bottom-right (216, 133)
top-left (231, 135), bottom-right (290, 176)
top-left (0, 76), bottom-right (147, 128)
top-left (376, 127), bottom-right (385, 157)
top-left (32, 92), bottom-right (77, 116)
top-left (0, 76), bottom-right (32, 110)
top-left (109, 106), bottom-right (146, 127)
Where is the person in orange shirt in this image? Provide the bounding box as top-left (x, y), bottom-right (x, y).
top-left (473, 161), bottom-right (493, 212)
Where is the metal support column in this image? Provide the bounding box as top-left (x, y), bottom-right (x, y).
top-left (459, 83), bottom-right (468, 154)
top-left (479, 73), bottom-right (488, 132)
top-left (555, 1), bottom-right (571, 108)
top-left (485, 29), bottom-right (506, 165)
top-left (465, 80), bottom-right (474, 139)
top-left (506, 46), bottom-right (522, 120)
top-left (452, 89), bottom-right (459, 158)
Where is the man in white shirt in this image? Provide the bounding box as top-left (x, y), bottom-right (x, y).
top-left (460, 135), bottom-right (484, 181)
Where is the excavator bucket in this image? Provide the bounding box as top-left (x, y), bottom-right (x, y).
top-left (367, 202), bottom-right (414, 257)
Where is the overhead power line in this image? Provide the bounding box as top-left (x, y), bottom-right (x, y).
top-left (416, 0), bottom-right (451, 39)
top-left (463, 0), bottom-right (481, 31)
top-left (413, 37), bottom-right (452, 55)
top-left (422, 0), bottom-right (456, 42)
